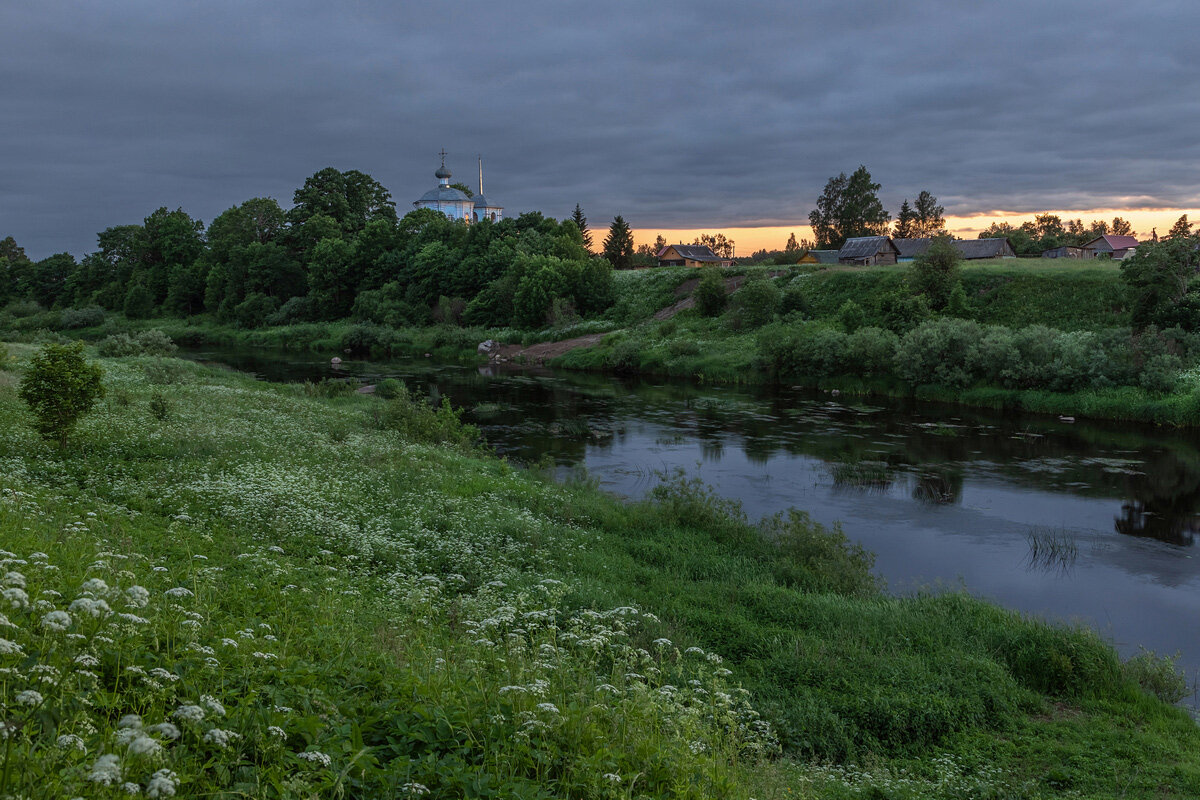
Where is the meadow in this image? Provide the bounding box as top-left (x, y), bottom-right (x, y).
top-left (1, 342), bottom-right (1198, 798)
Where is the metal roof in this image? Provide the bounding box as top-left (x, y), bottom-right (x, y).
top-left (660, 244), bottom-right (722, 262)
top-left (416, 186), bottom-right (472, 204)
top-left (952, 238), bottom-right (1011, 259)
top-left (893, 238), bottom-right (932, 258)
top-left (838, 236), bottom-right (895, 260)
top-left (810, 250), bottom-right (840, 264)
top-left (473, 194), bottom-right (501, 209)
top-left (1082, 235), bottom-right (1139, 251)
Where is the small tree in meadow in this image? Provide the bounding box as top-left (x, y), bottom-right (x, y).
top-left (910, 236), bottom-right (962, 311)
top-left (18, 341), bottom-right (105, 447)
top-left (694, 267), bottom-right (727, 317)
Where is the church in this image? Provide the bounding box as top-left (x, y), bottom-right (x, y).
top-left (413, 151), bottom-right (503, 223)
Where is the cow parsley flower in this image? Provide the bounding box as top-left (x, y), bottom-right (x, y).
top-left (296, 750), bottom-right (331, 767)
top-left (202, 728), bottom-right (239, 748)
top-left (147, 722), bottom-right (180, 740)
top-left (57, 733), bottom-right (86, 751)
top-left (40, 610), bottom-right (71, 631)
top-left (120, 782), bottom-right (141, 795)
top-left (124, 586), bottom-right (150, 608)
top-left (3, 587), bottom-right (29, 609)
top-left (0, 639), bottom-right (22, 655)
top-left (3, 571), bottom-right (25, 588)
top-left (267, 725), bottom-right (286, 738)
top-left (16, 690), bottom-right (43, 706)
top-left (164, 587), bottom-right (193, 598)
top-left (128, 735), bottom-right (161, 758)
top-left (88, 754), bottom-right (122, 785)
top-left (79, 578), bottom-right (109, 595)
top-left (172, 705), bottom-right (205, 724)
top-left (69, 597), bottom-right (112, 618)
top-left (118, 714), bottom-right (143, 729)
top-left (200, 695), bottom-right (225, 716)
top-left (401, 783), bottom-right (429, 796)
top-left (145, 769), bottom-right (178, 798)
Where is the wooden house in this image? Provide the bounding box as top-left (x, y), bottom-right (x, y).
top-left (1042, 245), bottom-right (1085, 259)
top-left (953, 238), bottom-right (1016, 260)
top-left (893, 238), bottom-right (933, 262)
top-left (794, 250), bottom-right (820, 264)
top-left (837, 236), bottom-right (899, 265)
top-left (810, 250), bottom-right (840, 264)
top-left (1081, 235), bottom-right (1139, 260)
top-left (657, 244), bottom-right (733, 268)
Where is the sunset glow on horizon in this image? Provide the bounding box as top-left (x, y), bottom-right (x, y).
top-left (636, 207), bottom-right (1200, 255)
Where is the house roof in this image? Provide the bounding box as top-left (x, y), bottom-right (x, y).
top-left (416, 186), bottom-right (472, 204)
top-left (1082, 234), bottom-right (1140, 251)
top-left (893, 238), bottom-right (933, 258)
top-left (810, 250), bottom-right (840, 264)
top-left (953, 238), bottom-right (1011, 259)
top-left (659, 244), bottom-right (722, 262)
top-left (838, 236), bottom-right (896, 260)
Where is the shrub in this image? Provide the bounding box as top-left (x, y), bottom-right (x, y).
top-left (894, 318), bottom-right (983, 388)
top-left (378, 382), bottom-right (480, 451)
top-left (266, 295), bottom-right (317, 326)
top-left (668, 338), bottom-right (700, 357)
top-left (233, 292), bottom-right (278, 329)
top-left (375, 378), bottom-right (404, 399)
top-left (143, 359), bottom-right (191, 385)
top-left (0, 342), bottom-right (9, 368)
top-left (910, 237), bottom-right (962, 310)
top-left (845, 327), bottom-right (899, 375)
top-left (135, 329), bottom-right (177, 356)
top-left (59, 305), bottom-right (106, 329)
top-left (1122, 648), bottom-right (1188, 703)
top-left (2, 300), bottom-right (42, 318)
top-left (763, 509), bottom-right (879, 596)
top-left (945, 282), bottom-right (970, 318)
top-left (780, 286), bottom-right (809, 317)
top-left (876, 288), bottom-right (931, 333)
top-left (694, 267), bottom-right (727, 317)
top-left (1140, 353), bottom-right (1182, 393)
top-left (18, 341), bottom-right (105, 446)
top-left (148, 391), bottom-right (171, 421)
top-left (340, 323), bottom-right (397, 355)
top-left (96, 333), bottom-right (140, 357)
top-left (836, 300), bottom-right (865, 333)
top-left (731, 275), bottom-right (782, 329)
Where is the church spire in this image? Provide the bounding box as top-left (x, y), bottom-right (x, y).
top-left (478, 155), bottom-right (484, 197)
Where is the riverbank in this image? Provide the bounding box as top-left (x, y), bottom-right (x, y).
top-left (1, 342), bottom-right (1198, 797)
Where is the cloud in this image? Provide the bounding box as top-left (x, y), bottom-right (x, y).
top-left (3, 0), bottom-right (1199, 257)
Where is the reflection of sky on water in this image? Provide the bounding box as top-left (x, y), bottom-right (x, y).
top-left (186, 348), bottom-right (1200, 691)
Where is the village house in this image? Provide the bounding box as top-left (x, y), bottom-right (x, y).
top-left (810, 250), bottom-right (841, 264)
top-left (893, 238), bottom-right (932, 263)
top-left (1081, 234), bottom-right (1139, 260)
top-left (837, 236), bottom-right (899, 265)
top-left (1042, 245), bottom-right (1085, 259)
top-left (656, 244), bottom-right (734, 267)
top-left (954, 238), bottom-right (1016, 260)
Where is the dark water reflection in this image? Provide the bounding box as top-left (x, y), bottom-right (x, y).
top-left (186, 347), bottom-right (1200, 692)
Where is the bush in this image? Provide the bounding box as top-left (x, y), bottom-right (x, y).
top-left (135, 329), bottom-right (177, 356)
top-left (148, 391), bottom-right (171, 421)
top-left (945, 282), bottom-right (970, 317)
top-left (836, 300), bottom-right (866, 333)
top-left (96, 329), bottom-right (178, 358)
top-left (694, 267), bottom-right (727, 317)
top-left (375, 378), bottom-right (404, 399)
top-left (2, 300), bottom-right (42, 318)
top-left (95, 333), bottom-right (140, 357)
top-left (59, 305), bottom-right (106, 329)
top-left (266, 295), bottom-right (317, 326)
top-left (894, 318), bottom-right (983, 388)
top-left (122, 282), bottom-right (155, 319)
top-left (233, 292), bottom-right (278, 329)
top-left (143, 359), bottom-right (191, 385)
top-left (845, 327), bottom-right (899, 375)
top-left (910, 237), bottom-right (962, 310)
top-left (18, 341), bottom-right (105, 446)
top-left (780, 286), bottom-right (809, 317)
top-left (1122, 648), bottom-right (1188, 703)
top-left (378, 383), bottom-right (480, 451)
top-left (340, 323), bottom-right (397, 356)
top-left (730, 275), bottom-right (782, 329)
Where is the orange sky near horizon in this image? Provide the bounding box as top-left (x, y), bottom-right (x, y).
top-left (635, 207), bottom-right (1200, 255)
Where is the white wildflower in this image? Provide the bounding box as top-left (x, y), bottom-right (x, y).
top-left (124, 586), bottom-right (150, 608)
top-left (220, 638), bottom-right (237, 648)
top-left (267, 725), bottom-right (286, 738)
top-left (202, 728), bottom-right (239, 748)
top-left (69, 597), bottom-right (112, 618)
top-left (0, 613), bottom-right (14, 628)
top-left (147, 722), bottom-right (180, 740)
top-left (121, 782), bottom-right (141, 795)
top-left (3, 587), bottom-right (29, 609)
top-left (80, 578), bottom-right (109, 595)
top-left (40, 610), bottom-right (71, 631)
top-left (401, 783), bottom-right (429, 796)
top-left (603, 773), bottom-right (621, 783)
top-left (74, 653), bottom-right (100, 667)
top-left (296, 750), bottom-right (331, 767)
top-left (536, 703), bottom-right (560, 714)
top-left (164, 587), bottom-right (193, 598)
top-left (16, 689), bottom-right (43, 706)
top-left (118, 613), bottom-right (149, 625)
top-left (172, 705), bottom-right (205, 724)
top-left (0, 639), bottom-right (22, 655)
top-left (3, 571), bottom-right (25, 587)
top-left (127, 735), bottom-right (162, 758)
top-left (57, 733), bottom-right (86, 751)
top-left (200, 695), bottom-right (225, 717)
top-left (118, 714), bottom-right (143, 729)
top-left (88, 753), bottom-right (122, 785)
top-left (145, 769), bottom-right (178, 798)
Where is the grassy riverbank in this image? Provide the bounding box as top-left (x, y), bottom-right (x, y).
top-left (1, 343), bottom-right (1197, 797)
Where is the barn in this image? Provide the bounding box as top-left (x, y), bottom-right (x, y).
top-left (657, 244), bottom-right (732, 268)
top-left (953, 238), bottom-right (1016, 260)
top-left (1042, 246), bottom-right (1085, 259)
top-left (893, 238), bottom-right (933, 262)
top-left (837, 236), bottom-right (899, 265)
top-left (1081, 235), bottom-right (1139, 260)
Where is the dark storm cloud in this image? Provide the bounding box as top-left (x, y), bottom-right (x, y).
top-left (3, 0), bottom-right (1199, 257)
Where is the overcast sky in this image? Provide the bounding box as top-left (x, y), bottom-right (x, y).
top-left (3, 1), bottom-right (1199, 258)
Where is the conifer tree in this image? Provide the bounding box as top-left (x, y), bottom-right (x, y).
top-left (894, 200), bottom-right (917, 238)
top-left (1167, 214), bottom-right (1192, 240)
top-left (602, 216), bottom-right (634, 270)
top-left (572, 204), bottom-right (592, 250)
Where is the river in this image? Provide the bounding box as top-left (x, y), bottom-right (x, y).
top-left (186, 346), bottom-right (1200, 696)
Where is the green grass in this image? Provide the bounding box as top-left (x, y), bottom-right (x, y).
top-left (1, 343), bottom-right (1198, 797)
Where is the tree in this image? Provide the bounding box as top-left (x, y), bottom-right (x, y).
top-left (912, 191), bottom-right (945, 237)
top-left (571, 205), bottom-right (592, 250)
top-left (808, 166), bottom-right (890, 249)
top-left (785, 232), bottom-right (799, 252)
top-left (693, 267), bottom-right (726, 316)
top-left (1121, 236), bottom-right (1200, 329)
top-left (894, 200), bottom-right (917, 238)
top-left (602, 216), bottom-right (634, 270)
top-left (1111, 217), bottom-right (1135, 237)
top-left (19, 341), bottom-right (105, 447)
top-left (289, 168), bottom-right (396, 236)
top-left (1167, 215), bottom-right (1192, 240)
top-left (693, 233), bottom-right (735, 259)
top-left (449, 182), bottom-right (474, 198)
top-left (910, 236), bottom-right (961, 311)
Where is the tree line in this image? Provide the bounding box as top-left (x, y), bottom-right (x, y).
top-left (0, 168), bottom-right (628, 330)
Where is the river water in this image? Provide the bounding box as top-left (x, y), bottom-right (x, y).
top-left (187, 347), bottom-right (1200, 694)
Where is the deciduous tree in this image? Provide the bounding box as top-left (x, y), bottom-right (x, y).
top-left (19, 341), bottom-right (105, 447)
top-left (912, 191), bottom-right (945, 237)
top-left (808, 166), bottom-right (890, 249)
